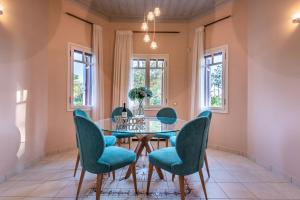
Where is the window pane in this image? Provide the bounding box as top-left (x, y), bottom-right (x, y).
top-left (157, 59), bottom-right (164, 68)
top-left (132, 68), bottom-right (145, 88)
top-left (132, 59), bottom-right (138, 68)
top-left (150, 59), bottom-right (157, 68)
top-left (209, 64), bottom-right (223, 107)
top-left (73, 62), bottom-right (87, 106)
top-left (205, 56), bottom-right (212, 65)
top-left (85, 53), bottom-right (92, 65)
top-left (213, 53), bottom-right (223, 63)
top-left (139, 60), bottom-right (146, 68)
top-left (150, 68), bottom-right (163, 106)
top-left (74, 51), bottom-right (83, 61)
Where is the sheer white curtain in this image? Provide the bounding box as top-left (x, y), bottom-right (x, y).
top-left (190, 26), bottom-right (205, 119)
top-left (91, 24), bottom-right (105, 120)
top-left (112, 31), bottom-right (133, 109)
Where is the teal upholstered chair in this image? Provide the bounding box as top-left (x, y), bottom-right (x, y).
top-left (170, 110), bottom-right (212, 178)
top-left (73, 109), bottom-right (116, 177)
top-left (154, 107), bottom-right (177, 148)
top-left (147, 117), bottom-right (209, 200)
top-left (74, 116), bottom-right (138, 200)
top-left (111, 107), bottom-right (136, 149)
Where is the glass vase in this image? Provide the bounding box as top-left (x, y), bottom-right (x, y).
top-left (137, 99), bottom-right (144, 117)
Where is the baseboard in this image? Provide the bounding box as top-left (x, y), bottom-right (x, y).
top-left (208, 144), bottom-right (300, 187)
top-left (246, 152), bottom-right (300, 187)
top-left (0, 154), bottom-right (43, 184)
top-left (208, 144), bottom-right (247, 156)
top-left (45, 146), bottom-right (76, 156)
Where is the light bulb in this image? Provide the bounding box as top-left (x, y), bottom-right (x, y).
top-left (154, 7), bottom-right (161, 17)
top-left (292, 13), bottom-right (300, 23)
top-left (0, 4), bottom-right (4, 15)
top-left (150, 41), bottom-right (158, 49)
top-left (141, 22), bottom-right (148, 31)
top-left (147, 11), bottom-right (155, 21)
top-left (143, 34), bottom-right (150, 43)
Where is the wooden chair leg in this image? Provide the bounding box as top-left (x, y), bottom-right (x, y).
top-left (131, 162), bottom-right (138, 194)
top-left (166, 139), bottom-right (169, 147)
top-left (157, 139), bottom-right (160, 149)
top-left (204, 152), bottom-right (210, 177)
top-left (96, 174), bottom-right (103, 200)
top-left (112, 170), bottom-right (115, 180)
top-left (117, 138), bottom-right (121, 146)
top-left (76, 169), bottom-right (85, 200)
top-left (74, 151), bottom-right (80, 177)
top-left (199, 169), bottom-right (208, 200)
top-left (172, 173), bottom-right (175, 181)
top-left (146, 163), bottom-right (153, 195)
top-left (128, 137), bottom-right (131, 149)
top-left (179, 176), bottom-right (185, 200)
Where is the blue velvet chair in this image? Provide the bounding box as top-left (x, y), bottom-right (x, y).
top-left (111, 107), bottom-right (136, 149)
top-left (73, 109), bottom-right (116, 177)
top-left (147, 117), bottom-right (209, 200)
top-left (74, 116), bottom-right (138, 200)
top-left (153, 107), bottom-right (177, 148)
top-left (170, 110), bottom-right (212, 178)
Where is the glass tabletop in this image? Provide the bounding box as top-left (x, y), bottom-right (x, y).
top-left (95, 117), bottom-right (187, 134)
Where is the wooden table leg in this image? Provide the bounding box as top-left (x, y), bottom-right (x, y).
top-left (145, 141), bottom-right (164, 179)
top-left (124, 135), bottom-right (164, 180)
top-left (124, 138), bottom-right (145, 179)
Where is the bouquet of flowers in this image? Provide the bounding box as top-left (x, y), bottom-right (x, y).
top-left (128, 87), bottom-right (153, 102)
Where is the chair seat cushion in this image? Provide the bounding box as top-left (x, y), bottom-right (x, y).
top-left (104, 136), bottom-right (116, 147)
top-left (154, 131), bottom-right (176, 139)
top-left (112, 132), bottom-right (136, 138)
top-left (170, 136), bottom-right (176, 146)
top-left (149, 147), bottom-right (182, 172)
top-left (97, 146), bottom-right (136, 171)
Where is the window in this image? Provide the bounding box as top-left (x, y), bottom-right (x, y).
top-left (201, 45), bottom-right (228, 113)
top-left (68, 43), bottom-right (93, 111)
top-left (131, 54), bottom-right (168, 109)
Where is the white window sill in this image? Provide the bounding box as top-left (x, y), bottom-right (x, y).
top-left (202, 107), bottom-right (228, 114)
top-left (144, 107), bottom-right (162, 111)
top-left (67, 106), bottom-right (92, 112)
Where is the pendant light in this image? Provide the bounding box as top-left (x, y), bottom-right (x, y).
top-left (154, 7), bottom-right (161, 17)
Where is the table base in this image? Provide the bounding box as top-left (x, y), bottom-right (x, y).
top-left (124, 135), bottom-right (164, 179)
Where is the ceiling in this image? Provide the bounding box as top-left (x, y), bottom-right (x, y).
top-left (74, 0), bottom-right (229, 21)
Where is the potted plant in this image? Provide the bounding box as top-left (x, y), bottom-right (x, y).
top-left (128, 87), bottom-right (153, 116)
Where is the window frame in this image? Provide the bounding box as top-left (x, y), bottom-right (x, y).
top-left (201, 45), bottom-right (228, 113)
top-left (67, 43), bottom-right (93, 112)
top-left (131, 54), bottom-right (169, 110)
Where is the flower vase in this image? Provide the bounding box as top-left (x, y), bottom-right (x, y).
top-left (137, 99), bottom-right (144, 117)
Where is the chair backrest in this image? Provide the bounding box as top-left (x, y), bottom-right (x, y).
top-left (198, 110), bottom-right (212, 147)
top-left (111, 107), bottom-right (133, 122)
top-left (73, 109), bottom-right (92, 148)
top-left (73, 109), bottom-right (91, 120)
top-left (174, 117), bottom-right (209, 175)
top-left (74, 115), bottom-right (105, 173)
top-left (156, 107), bottom-right (177, 124)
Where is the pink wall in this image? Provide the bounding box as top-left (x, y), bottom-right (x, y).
top-left (46, 0), bottom-right (113, 153)
top-left (0, 0), bottom-right (49, 179)
top-left (247, 0), bottom-right (300, 183)
top-left (188, 1), bottom-right (248, 154)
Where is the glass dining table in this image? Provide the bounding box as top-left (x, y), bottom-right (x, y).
top-left (95, 117), bottom-right (187, 180)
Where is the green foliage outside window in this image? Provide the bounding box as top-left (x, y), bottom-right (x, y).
top-left (73, 74), bottom-right (84, 106)
top-left (210, 65), bottom-right (222, 107)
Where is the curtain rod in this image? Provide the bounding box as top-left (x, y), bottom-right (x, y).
top-left (133, 31), bottom-right (180, 34)
top-left (204, 15), bottom-right (232, 28)
top-left (66, 12), bottom-right (93, 25)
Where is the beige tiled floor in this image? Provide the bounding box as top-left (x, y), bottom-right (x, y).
top-left (1, 142), bottom-right (300, 200)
